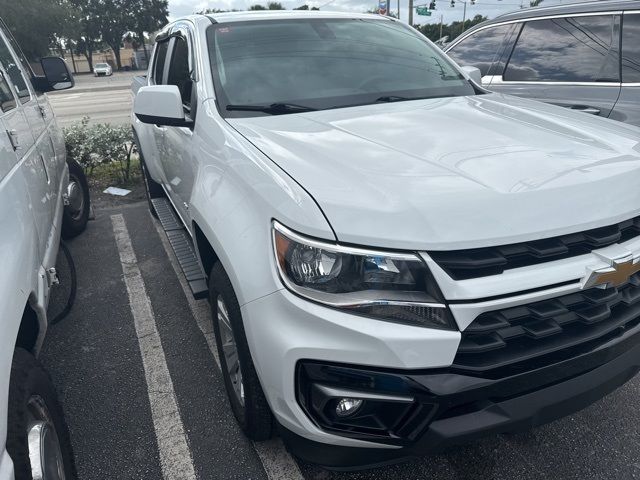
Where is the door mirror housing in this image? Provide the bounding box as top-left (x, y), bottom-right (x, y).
top-left (460, 66), bottom-right (483, 85)
top-left (134, 85), bottom-right (192, 127)
top-left (39, 57), bottom-right (74, 91)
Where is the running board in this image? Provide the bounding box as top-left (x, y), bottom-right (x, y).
top-left (151, 198), bottom-right (209, 300)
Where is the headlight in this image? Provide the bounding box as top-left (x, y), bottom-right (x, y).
top-left (272, 221), bottom-right (454, 329)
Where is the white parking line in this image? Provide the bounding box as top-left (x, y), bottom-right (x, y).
top-left (152, 218), bottom-right (306, 480)
top-left (112, 214), bottom-right (197, 480)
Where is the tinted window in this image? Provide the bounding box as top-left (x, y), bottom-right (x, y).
top-left (505, 15), bottom-right (620, 82)
top-left (166, 36), bottom-right (192, 108)
top-left (0, 37), bottom-right (31, 103)
top-left (447, 24), bottom-right (514, 76)
top-left (622, 14), bottom-right (640, 83)
top-left (208, 18), bottom-right (475, 117)
top-left (153, 40), bottom-right (170, 84)
top-left (0, 71), bottom-right (16, 112)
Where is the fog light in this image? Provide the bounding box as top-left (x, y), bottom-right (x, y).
top-left (335, 398), bottom-right (363, 417)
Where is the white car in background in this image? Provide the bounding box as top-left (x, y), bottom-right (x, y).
top-left (132, 11), bottom-right (640, 469)
top-left (93, 62), bottom-right (112, 76)
top-left (0, 18), bottom-right (89, 480)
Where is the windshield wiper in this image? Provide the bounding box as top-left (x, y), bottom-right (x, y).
top-left (375, 95), bottom-right (411, 103)
top-left (226, 102), bottom-right (317, 114)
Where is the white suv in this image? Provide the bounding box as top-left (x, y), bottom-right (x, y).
top-left (132, 12), bottom-right (640, 469)
top-left (0, 19), bottom-right (88, 480)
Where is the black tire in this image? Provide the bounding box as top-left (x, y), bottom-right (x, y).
top-left (7, 348), bottom-right (77, 480)
top-left (140, 155), bottom-right (164, 219)
top-left (62, 159), bottom-right (90, 239)
top-left (209, 262), bottom-right (274, 441)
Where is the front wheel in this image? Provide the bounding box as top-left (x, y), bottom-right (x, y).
top-left (209, 262), bottom-right (274, 441)
top-left (62, 160), bottom-right (90, 239)
top-left (6, 349), bottom-right (77, 480)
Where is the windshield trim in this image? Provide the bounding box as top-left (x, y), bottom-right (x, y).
top-left (206, 18), bottom-right (477, 118)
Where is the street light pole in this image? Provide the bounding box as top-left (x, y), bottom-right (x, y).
top-left (409, 0), bottom-right (414, 25)
top-left (461, 0), bottom-right (467, 33)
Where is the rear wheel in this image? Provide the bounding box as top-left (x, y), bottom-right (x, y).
top-left (62, 160), bottom-right (90, 239)
top-left (209, 262), bottom-right (273, 440)
top-left (6, 349), bottom-right (77, 480)
top-left (140, 156), bottom-right (164, 218)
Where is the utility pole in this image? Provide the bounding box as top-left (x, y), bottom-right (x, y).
top-left (409, 0), bottom-right (414, 25)
top-left (398, 0), bottom-right (400, 19)
top-left (461, 0), bottom-right (467, 33)
top-left (439, 14), bottom-right (443, 38)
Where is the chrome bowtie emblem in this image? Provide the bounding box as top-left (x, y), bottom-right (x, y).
top-left (581, 249), bottom-right (640, 289)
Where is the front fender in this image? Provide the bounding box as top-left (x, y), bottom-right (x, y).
top-left (189, 103), bottom-right (334, 306)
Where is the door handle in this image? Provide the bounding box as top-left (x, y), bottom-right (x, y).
top-left (6, 129), bottom-right (21, 151)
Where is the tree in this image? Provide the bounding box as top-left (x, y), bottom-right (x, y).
top-left (249, 2), bottom-right (285, 10)
top-left (417, 14), bottom-right (486, 42)
top-left (95, 0), bottom-right (131, 70)
top-left (129, 0), bottom-right (169, 66)
top-left (0, 0), bottom-right (69, 60)
top-left (294, 5), bottom-right (320, 10)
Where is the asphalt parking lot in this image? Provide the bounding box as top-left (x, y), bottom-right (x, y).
top-left (41, 200), bottom-right (640, 480)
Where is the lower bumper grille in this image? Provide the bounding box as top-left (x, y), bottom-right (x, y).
top-left (454, 272), bottom-right (640, 378)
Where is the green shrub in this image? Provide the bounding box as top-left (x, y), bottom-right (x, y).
top-left (64, 117), bottom-right (136, 184)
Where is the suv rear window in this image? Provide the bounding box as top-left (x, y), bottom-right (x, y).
top-left (622, 14), bottom-right (640, 83)
top-left (504, 15), bottom-right (621, 83)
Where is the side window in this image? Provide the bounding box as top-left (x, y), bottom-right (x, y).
top-left (0, 35), bottom-right (31, 103)
top-left (504, 15), bottom-right (621, 83)
top-left (152, 40), bottom-right (170, 85)
top-left (447, 24), bottom-right (515, 77)
top-left (166, 35), bottom-right (193, 111)
top-left (0, 71), bottom-right (16, 112)
top-left (622, 14), bottom-right (640, 83)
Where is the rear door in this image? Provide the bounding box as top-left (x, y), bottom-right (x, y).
top-left (612, 11), bottom-right (640, 126)
top-left (490, 13), bottom-right (622, 119)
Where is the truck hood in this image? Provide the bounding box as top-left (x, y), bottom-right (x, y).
top-left (228, 93), bottom-right (640, 251)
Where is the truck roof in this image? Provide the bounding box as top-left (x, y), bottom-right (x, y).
top-left (205, 10), bottom-right (392, 23)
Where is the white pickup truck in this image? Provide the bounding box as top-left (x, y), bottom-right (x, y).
top-left (132, 11), bottom-right (640, 469)
top-left (0, 19), bottom-right (88, 480)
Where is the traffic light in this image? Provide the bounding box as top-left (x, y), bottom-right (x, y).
top-left (429, 1), bottom-right (436, 9)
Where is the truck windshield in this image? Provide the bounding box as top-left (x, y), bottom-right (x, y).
top-left (207, 18), bottom-right (475, 117)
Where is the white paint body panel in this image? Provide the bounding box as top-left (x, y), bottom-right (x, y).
top-left (131, 13), bottom-right (640, 448)
top-left (0, 28), bottom-right (68, 477)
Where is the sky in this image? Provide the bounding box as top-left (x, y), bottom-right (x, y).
top-left (167, 0), bottom-right (571, 27)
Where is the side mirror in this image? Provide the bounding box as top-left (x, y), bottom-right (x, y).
top-left (40, 57), bottom-right (74, 91)
top-left (134, 85), bottom-right (191, 127)
top-left (460, 66), bottom-right (482, 85)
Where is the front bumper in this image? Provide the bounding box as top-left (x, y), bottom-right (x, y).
top-left (243, 283), bottom-right (640, 468)
top-left (284, 323), bottom-right (640, 469)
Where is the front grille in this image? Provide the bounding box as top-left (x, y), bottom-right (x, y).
top-left (453, 272), bottom-right (640, 378)
top-left (430, 216), bottom-right (640, 280)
